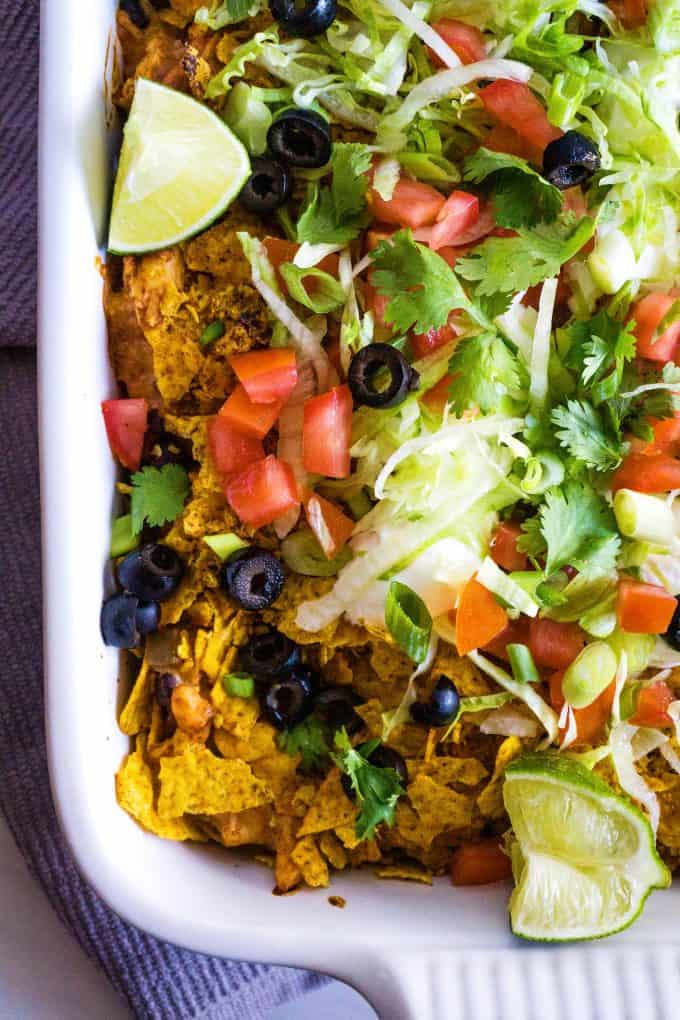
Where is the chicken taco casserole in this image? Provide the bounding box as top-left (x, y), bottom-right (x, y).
top-left (102, 0), bottom-right (680, 940)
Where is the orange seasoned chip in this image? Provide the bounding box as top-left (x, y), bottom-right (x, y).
top-left (298, 769), bottom-right (356, 836)
top-left (417, 757), bottom-right (489, 787)
top-left (211, 678), bottom-right (259, 739)
top-left (319, 831), bottom-right (348, 870)
top-left (119, 659), bottom-right (155, 736)
top-left (291, 836), bottom-right (329, 887)
top-left (407, 774), bottom-right (474, 844)
top-left (116, 738), bottom-right (206, 842)
top-left (213, 721), bottom-right (278, 762)
top-left (158, 745), bottom-right (272, 817)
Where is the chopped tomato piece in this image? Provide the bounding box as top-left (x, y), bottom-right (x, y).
top-left (455, 577), bottom-right (508, 656)
top-left (609, 0), bottom-right (647, 28)
top-left (421, 374), bottom-right (455, 413)
top-left (482, 616), bottom-right (531, 661)
top-left (549, 671), bottom-right (616, 746)
top-left (490, 521), bottom-right (529, 572)
top-left (611, 451), bottom-right (680, 493)
top-left (369, 177), bottom-right (445, 231)
top-left (226, 455), bottom-right (298, 529)
top-left (366, 229), bottom-right (395, 252)
top-left (484, 123), bottom-right (544, 165)
top-left (650, 414), bottom-right (680, 454)
top-left (411, 321), bottom-right (459, 359)
top-left (219, 384), bottom-right (286, 439)
top-left (429, 192), bottom-right (480, 251)
top-left (450, 839), bottom-right (512, 886)
top-left (208, 416), bottom-right (264, 483)
top-left (229, 348), bottom-right (298, 405)
top-left (427, 19), bottom-right (487, 67)
top-left (303, 385), bottom-right (353, 478)
top-left (363, 277), bottom-right (392, 330)
top-left (303, 492), bottom-right (355, 558)
top-left (616, 578), bottom-right (676, 634)
top-left (101, 398), bottom-right (148, 472)
top-left (528, 618), bottom-right (585, 671)
top-left (630, 680), bottom-right (674, 728)
top-left (630, 292), bottom-right (680, 363)
top-left (262, 237), bottom-right (339, 295)
top-left (479, 80), bottom-right (562, 152)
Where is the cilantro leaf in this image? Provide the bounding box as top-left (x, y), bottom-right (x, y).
top-left (448, 332), bottom-right (527, 413)
top-left (551, 398), bottom-right (626, 472)
top-left (519, 481), bottom-right (621, 580)
top-left (296, 142), bottom-right (372, 245)
top-left (370, 230), bottom-right (476, 334)
top-left (333, 729), bottom-right (404, 841)
top-left (463, 147), bottom-right (562, 228)
top-left (564, 311), bottom-right (636, 393)
top-left (279, 715), bottom-right (331, 772)
top-left (456, 216), bottom-right (595, 298)
top-left (130, 464), bottom-right (190, 534)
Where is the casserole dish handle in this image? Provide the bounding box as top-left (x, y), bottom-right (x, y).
top-left (339, 950), bottom-right (457, 1019)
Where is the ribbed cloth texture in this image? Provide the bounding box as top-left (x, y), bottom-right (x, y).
top-left (0, 2), bottom-right (327, 1017)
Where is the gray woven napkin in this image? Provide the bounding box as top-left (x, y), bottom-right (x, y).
top-left (0, 2), bottom-right (327, 1016)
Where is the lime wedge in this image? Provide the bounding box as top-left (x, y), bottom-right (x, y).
top-left (504, 753), bottom-right (670, 941)
top-left (108, 79), bottom-right (250, 254)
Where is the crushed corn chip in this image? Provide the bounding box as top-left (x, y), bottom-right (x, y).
top-left (116, 738), bottom-right (206, 842)
top-left (477, 737), bottom-right (524, 820)
top-left (291, 836), bottom-right (330, 887)
top-left (298, 770), bottom-right (356, 836)
top-left (158, 745), bottom-right (272, 817)
top-left (119, 659), bottom-right (154, 736)
top-left (376, 864), bottom-right (433, 884)
top-left (319, 832), bottom-right (348, 870)
top-left (407, 774), bottom-right (474, 845)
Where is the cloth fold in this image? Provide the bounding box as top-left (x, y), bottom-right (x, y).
top-left (0, 2), bottom-right (327, 1017)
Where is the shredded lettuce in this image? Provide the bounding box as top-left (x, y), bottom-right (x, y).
top-left (468, 651), bottom-right (560, 745)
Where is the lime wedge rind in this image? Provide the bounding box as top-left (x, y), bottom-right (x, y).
top-left (108, 79), bottom-right (250, 255)
top-left (504, 752), bottom-right (670, 943)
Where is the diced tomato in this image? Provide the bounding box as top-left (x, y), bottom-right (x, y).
top-left (528, 618), bottom-right (585, 671)
top-left (630, 293), bottom-right (680, 363)
top-left (219, 384), bottom-right (285, 440)
top-left (609, 0), bottom-right (647, 28)
top-left (455, 577), bottom-right (508, 656)
top-left (303, 492), bottom-right (355, 558)
top-left (229, 348), bottom-right (298, 405)
top-left (427, 19), bottom-right (487, 67)
top-left (649, 414), bottom-right (680, 454)
top-left (411, 321), bottom-right (459, 359)
top-left (101, 398), bottom-right (148, 471)
top-left (226, 455), bottom-right (298, 529)
top-left (479, 80), bottom-right (562, 152)
top-left (363, 277), bottom-right (392, 330)
top-left (482, 616), bottom-right (531, 661)
top-left (450, 839), bottom-right (512, 886)
top-left (208, 416), bottom-right (264, 483)
top-left (421, 373), bottom-right (455, 413)
top-left (490, 521), bottom-right (529, 572)
top-left (549, 671), bottom-right (616, 746)
top-left (429, 192), bottom-right (480, 251)
top-left (611, 451), bottom-right (680, 493)
top-left (303, 385), bottom-right (353, 478)
top-left (484, 123), bottom-right (544, 165)
top-left (369, 177), bottom-right (445, 231)
top-left (630, 680), bottom-right (674, 727)
top-left (262, 237), bottom-right (340, 295)
top-left (616, 578), bottom-right (676, 634)
top-left (522, 275), bottom-right (572, 311)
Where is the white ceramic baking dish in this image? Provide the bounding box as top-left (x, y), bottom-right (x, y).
top-left (38, 2), bottom-right (680, 1016)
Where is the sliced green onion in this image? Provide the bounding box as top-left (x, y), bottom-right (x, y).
top-left (507, 643), bottom-right (541, 684)
top-left (605, 629), bottom-right (656, 677)
top-left (200, 319), bottom-right (225, 348)
top-left (385, 580), bottom-right (432, 664)
top-left (345, 489), bottom-right (373, 521)
top-left (223, 672), bottom-right (255, 698)
top-left (580, 598), bottom-right (617, 638)
top-left (520, 450), bottom-right (565, 495)
top-left (477, 557), bottom-right (540, 618)
top-left (562, 642), bottom-right (618, 709)
top-left (110, 514), bottom-right (139, 558)
top-left (203, 532), bottom-right (249, 560)
top-left (619, 681), bottom-right (642, 721)
top-left (281, 529), bottom-right (351, 577)
top-left (613, 489), bottom-right (675, 547)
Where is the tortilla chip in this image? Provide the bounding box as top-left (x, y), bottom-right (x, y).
top-left (477, 736), bottom-right (524, 819)
top-left (199, 618), bottom-right (241, 682)
top-left (376, 864), bottom-right (432, 885)
top-left (213, 721), bottom-right (278, 762)
top-left (272, 814), bottom-right (302, 893)
top-left (158, 745), bottom-right (272, 817)
top-left (348, 839), bottom-right (381, 865)
top-left (319, 831), bottom-right (348, 870)
top-left (335, 824), bottom-right (362, 850)
top-left (211, 679), bottom-right (259, 739)
top-left (291, 836), bottom-right (329, 888)
top-left (298, 769), bottom-right (357, 836)
top-left (119, 659), bottom-right (154, 736)
top-left (147, 728), bottom-right (197, 761)
top-left (432, 645), bottom-right (494, 697)
top-left (416, 757), bottom-right (489, 787)
top-left (116, 738), bottom-right (205, 841)
top-left (407, 774), bottom-right (474, 844)
top-left (196, 805), bottom-right (273, 848)
top-left (355, 698), bottom-right (383, 738)
top-left (251, 748), bottom-right (300, 799)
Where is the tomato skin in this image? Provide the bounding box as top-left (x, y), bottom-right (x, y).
top-left (208, 416), bottom-right (264, 483)
top-left (609, 0), bottom-right (647, 28)
top-left (611, 451), bottom-right (680, 493)
top-left (479, 80), bottom-right (562, 152)
top-left (219, 384), bottom-right (285, 439)
top-left (482, 616), bottom-right (531, 661)
top-left (101, 398), bottom-right (148, 471)
top-left (229, 348), bottom-right (298, 405)
top-left (363, 278), bottom-right (392, 330)
top-left (429, 191), bottom-right (480, 251)
top-left (528, 618), bottom-right (585, 671)
top-left (421, 373), bottom-right (454, 413)
top-left (304, 492), bottom-right (355, 558)
top-left (369, 177), bottom-right (445, 230)
top-left (262, 237), bottom-right (340, 295)
top-left (630, 293), bottom-right (680, 363)
top-left (411, 321), bottom-right (459, 359)
top-left (484, 123), bottom-right (544, 165)
top-left (616, 578), bottom-right (676, 634)
top-left (428, 19), bottom-right (487, 67)
top-left (549, 671), bottom-right (616, 746)
top-left (490, 521), bottom-right (529, 572)
top-left (450, 839), bottom-right (512, 886)
top-left (226, 455), bottom-right (298, 529)
top-left (630, 680), bottom-right (674, 727)
top-left (455, 577), bottom-right (509, 655)
top-left (303, 385), bottom-right (353, 479)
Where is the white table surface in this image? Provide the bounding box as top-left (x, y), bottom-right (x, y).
top-left (0, 818), bottom-right (376, 1020)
